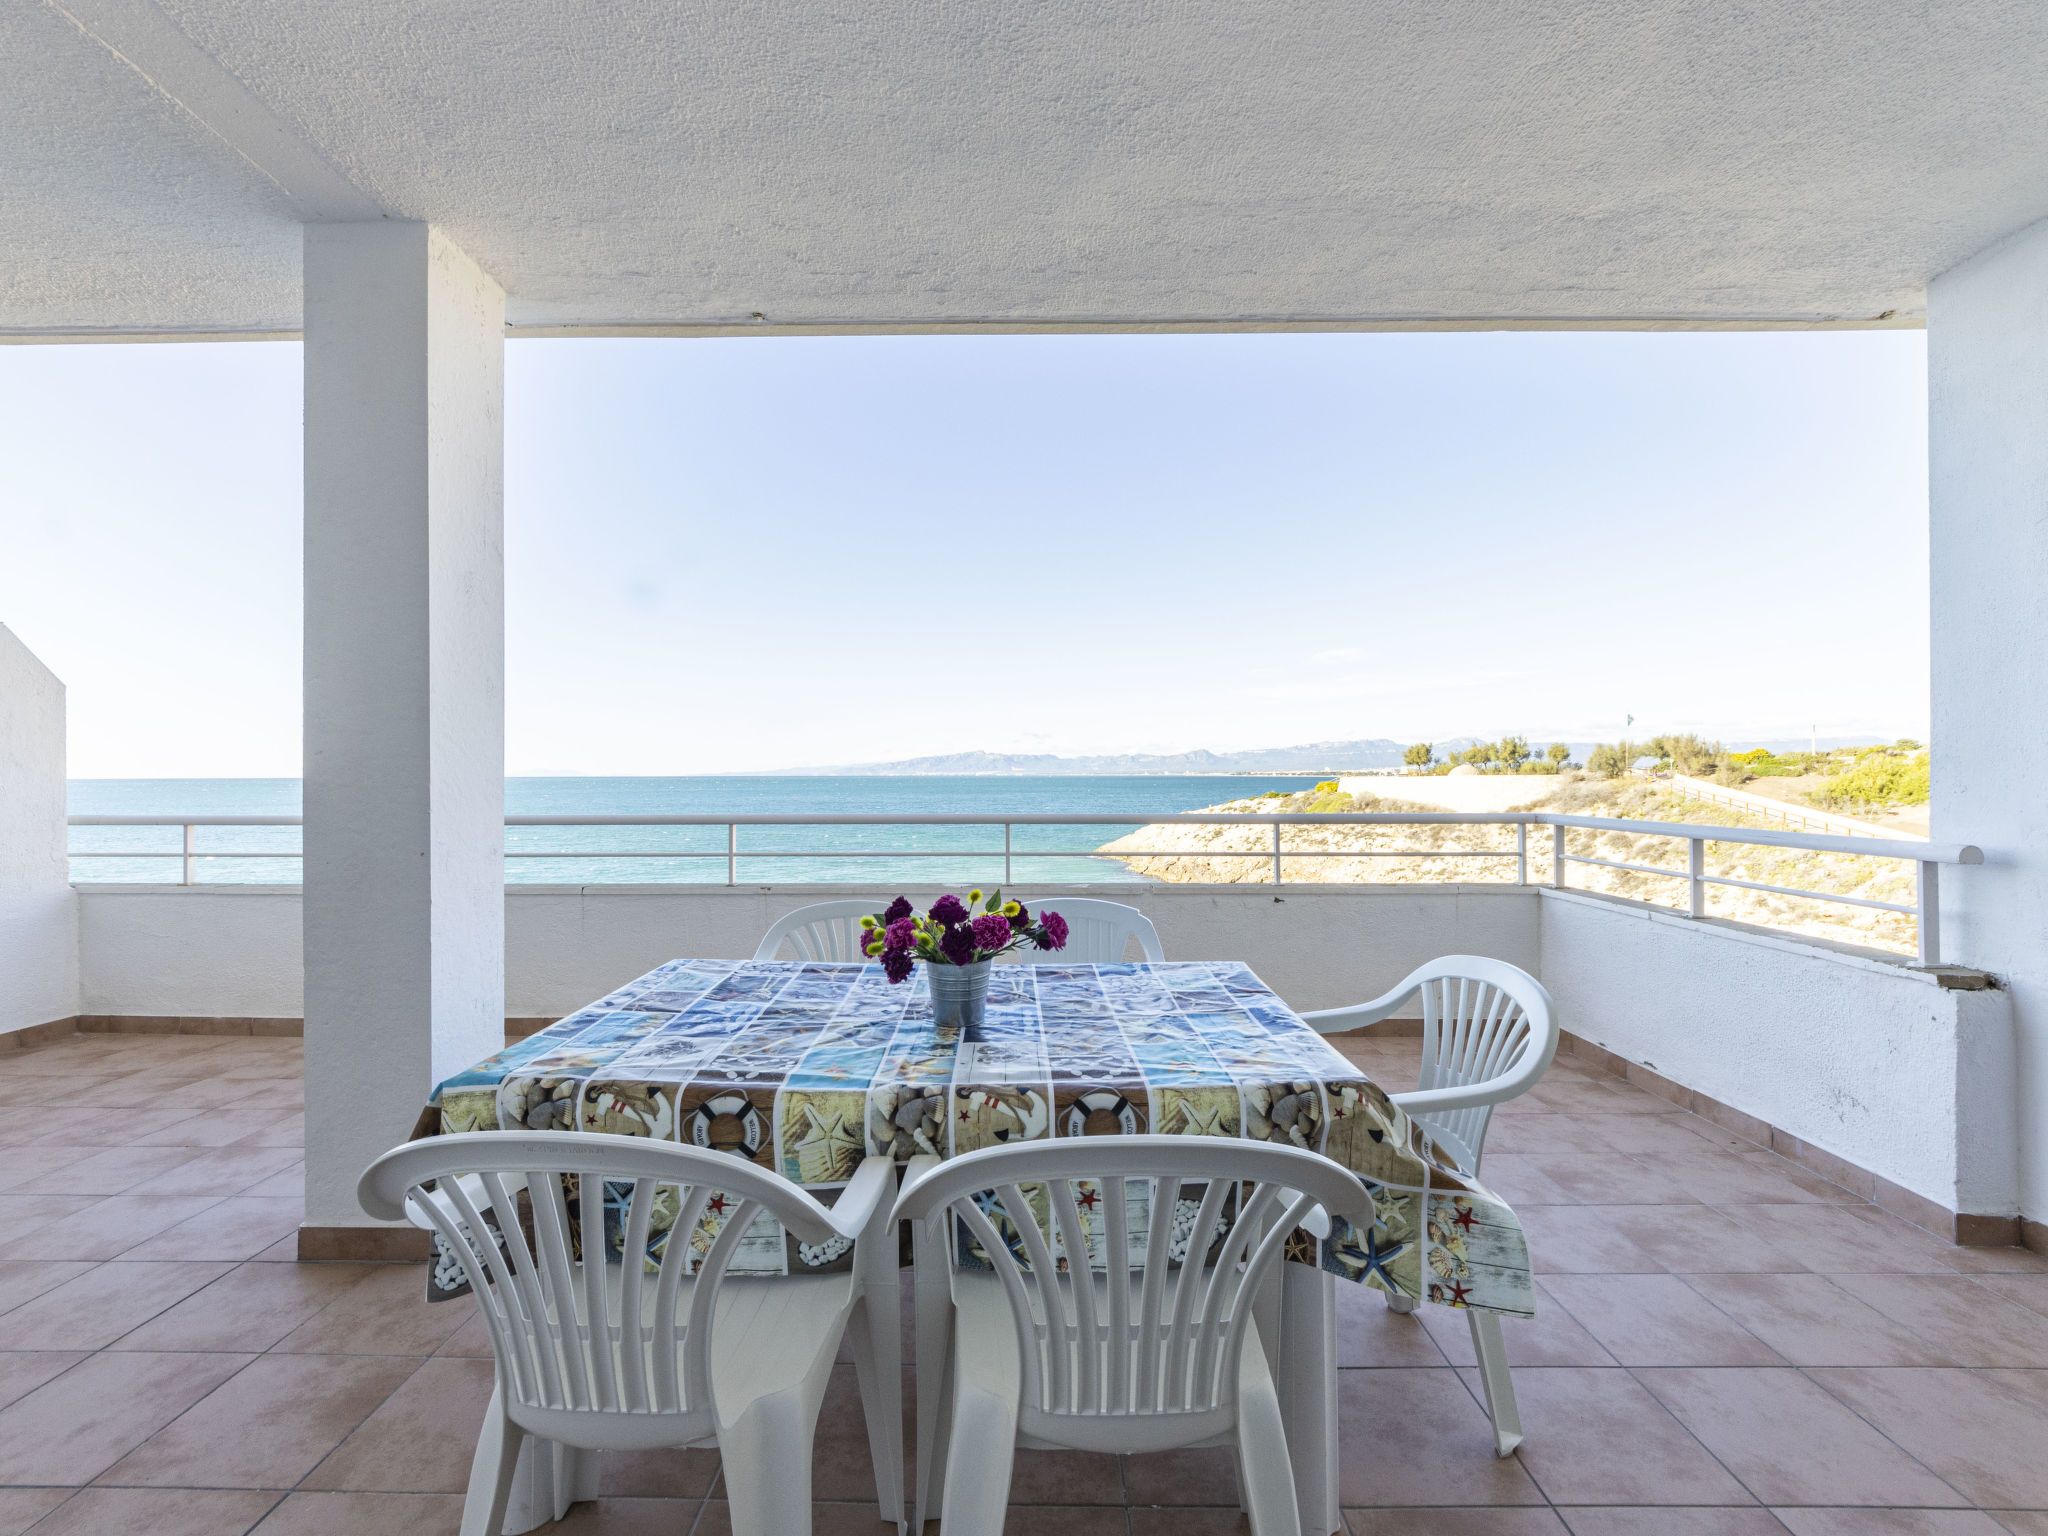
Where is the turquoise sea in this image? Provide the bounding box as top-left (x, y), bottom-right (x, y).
top-left (66, 775), bottom-right (1322, 887)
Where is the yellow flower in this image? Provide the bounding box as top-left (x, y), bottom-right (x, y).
top-left (1002, 901), bottom-right (1021, 916)
top-left (858, 914), bottom-right (877, 929)
top-left (968, 889), bottom-right (983, 905)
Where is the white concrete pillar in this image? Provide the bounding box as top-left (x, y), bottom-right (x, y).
top-left (301, 223), bottom-right (505, 1250)
top-left (1929, 214), bottom-right (2048, 1248)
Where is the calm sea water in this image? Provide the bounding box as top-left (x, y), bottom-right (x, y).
top-left (66, 775), bottom-right (1322, 887)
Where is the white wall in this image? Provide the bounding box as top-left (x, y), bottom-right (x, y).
top-left (1929, 217), bottom-right (2048, 1232)
top-left (0, 625), bottom-right (77, 1035)
top-left (1540, 889), bottom-right (2018, 1220)
top-left (76, 882), bottom-right (1537, 1022)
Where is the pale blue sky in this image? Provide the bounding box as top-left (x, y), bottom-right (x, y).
top-left (0, 331), bottom-right (1928, 776)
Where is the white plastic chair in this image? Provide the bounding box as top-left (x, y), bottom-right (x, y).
top-left (359, 1131), bottom-right (903, 1536)
top-left (1018, 896), bottom-right (1164, 963)
top-left (1300, 954), bottom-right (1558, 1455)
top-left (752, 899), bottom-right (889, 962)
top-left (896, 1135), bottom-right (1376, 1536)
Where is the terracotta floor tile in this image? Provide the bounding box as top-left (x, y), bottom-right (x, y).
top-left (1826, 1273), bottom-right (2048, 1368)
top-left (0, 1146), bottom-right (106, 1193)
top-left (1680, 1273), bottom-right (1957, 1367)
top-left (1123, 1446), bottom-right (1240, 1505)
top-left (237, 1118), bottom-right (307, 1150)
top-left (98, 1352), bottom-right (421, 1489)
top-left (1772, 1510), bottom-right (2015, 1534)
top-left (236, 1165), bottom-right (305, 1199)
top-left (1538, 1274), bottom-right (1783, 1366)
top-left (1416, 1281), bottom-right (1617, 1368)
top-left (1527, 1154), bottom-right (1699, 1206)
top-left (1570, 1112), bottom-right (1755, 1157)
top-left (115, 1261), bottom-right (375, 1352)
top-left (1733, 1152), bottom-right (1866, 1202)
top-left (1720, 1205), bottom-right (1966, 1275)
top-left (1633, 1149), bottom-right (1847, 1206)
top-left (1973, 1272), bottom-right (2048, 1318)
top-left (249, 1491), bottom-right (463, 1535)
top-left (1477, 1157), bottom-right (1583, 1206)
top-left (1981, 1368), bottom-right (2048, 1413)
top-left (25, 1488), bottom-right (282, 1536)
top-left (271, 1263), bottom-right (470, 1354)
top-left (0, 1350), bottom-right (89, 1410)
top-left (0, 1260), bottom-right (234, 1350)
top-left (300, 1356), bottom-right (493, 1493)
top-left (1334, 1367), bottom-right (1544, 1506)
top-left (650, 1497), bottom-right (820, 1533)
top-left (1124, 1510), bottom-right (1253, 1536)
top-left (7, 1195), bottom-right (226, 1262)
top-left (116, 1197), bottom-right (305, 1262)
top-left (19, 1147), bottom-right (207, 1196)
top-left (1596, 1206), bottom-right (1806, 1274)
top-left (133, 1108), bottom-right (304, 1151)
top-left (1806, 1367), bottom-right (2048, 1508)
top-left (429, 1309), bottom-right (495, 1358)
top-left (0, 1489), bottom-right (73, 1536)
top-left (1559, 1511), bottom-right (1789, 1536)
top-left (596, 1446), bottom-right (723, 1499)
top-left (0, 1194), bottom-right (109, 1243)
top-left (1336, 1284), bottom-right (1451, 1367)
top-left (0, 1259), bottom-right (98, 1314)
top-left (1938, 1243), bottom-right (2048, 1275)
top-left (806, 1361), bottom-right (908, 1505)
top-left (1346, 1511), bottom-right (1568, 1536)
top-left (1493, 1366), bottom-right (1752, 1506)
top-left (1482, 1115), bottom-right (1618, 1158)
top-left (121, 1146), bottom-right (304, 1199)
top-left (1636, 1366), bottom-right (1962, 1506)
top-left (0, 1349), bottom-right (252, 1484)
top-left (1515, 1206), bottom-right (1666, 1275)
top-left (1993, 1516), bottom-right (2048, 1536)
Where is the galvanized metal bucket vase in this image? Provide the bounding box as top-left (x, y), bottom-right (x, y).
top-left (927, 958), bottom-right (992, 1038)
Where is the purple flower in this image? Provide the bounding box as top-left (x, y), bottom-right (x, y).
top-left (881, 948), bottom-right (914, 983)
top-left (939, 925), bottom-right (978, 966)
top-left (929, 894), bottom-right (969, 926)
top-left (883, 896), bottom-right (913, 925)
top-left (884, 917), bottom-right (917, 949)
top-left (970, 912), bottom-right (1013, 952)
top-left (1035, 910), bottom-right (1069, 951)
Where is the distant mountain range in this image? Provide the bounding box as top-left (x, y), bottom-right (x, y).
top-left (778, 740), bottom-right (1444, 776)
top-left (773, 734), bottom-right (1903, 776)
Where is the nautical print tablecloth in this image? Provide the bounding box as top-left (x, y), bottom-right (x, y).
top-left (424, 959), bottom-right (1535, 1317)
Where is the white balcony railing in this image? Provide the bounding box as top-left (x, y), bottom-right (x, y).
top-left (66, 811), bottom-right (1981, 965)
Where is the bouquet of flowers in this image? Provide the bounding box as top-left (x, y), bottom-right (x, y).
top-left (861, 890), bottom-right (1068, 983)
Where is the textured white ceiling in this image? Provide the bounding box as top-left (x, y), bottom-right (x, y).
top-left (8, 0), bottom-right (2048, 336)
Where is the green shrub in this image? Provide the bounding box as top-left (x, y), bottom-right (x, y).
top-left (1811, 750), bottom-right (1930, 809)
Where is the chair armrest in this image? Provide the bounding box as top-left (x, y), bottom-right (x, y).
top-left (821, 1154), bottom-right (899, 1242)
top-left (1299, 981), bottom-right (1415, 1034)
top-left (893, 1153), bottom-right (946, 1223)
top-left (1388, 1082), bottom-right (1513, 1117)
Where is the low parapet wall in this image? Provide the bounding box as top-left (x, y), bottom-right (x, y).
top-left (66, 878), bottom-right (2025, 1243)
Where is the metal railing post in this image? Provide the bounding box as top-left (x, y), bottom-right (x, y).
top-left (1515, 823), bottom-right (1527, 885)
top-left (1688, 837), bottom-right (1705, 918)
top-left (1551, 823), bottom-right (1566, 889)
top-left (182, 823), bottom-right (196, 886)
top-left (1272, 822), bottom-right (1283, 885)
top-left (1004, 823), bottom-right (1013, 886)
top-left (1917, 861), bottom-right (1940, 966)
top-left (726, 823), bottom-right (737, 887)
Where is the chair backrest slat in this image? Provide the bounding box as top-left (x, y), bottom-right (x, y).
top-left (578, 1179), bottom-right (620, 1410)
top-left (1015, 897), bottom-right (1164, 965)
top-left (901, 1138), bottom-right (1371, 1431)
top-left (1134, 1174), bottom-right (1176, 1412)
top-left (528, 1171), bottom-right (594, 1409)
top-left (616, 1177), bottom-right (658, 1412)
top-left (753, 899), bottom-right (887, 962)
top-left (651, 1184), bottom-right (713, 1413)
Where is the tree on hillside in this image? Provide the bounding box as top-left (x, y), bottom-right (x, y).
top-left (1465, 741), bottom-right (1499, 767)
top-left (1546, 742), bottom-right (1572, 767)
top-left (1499, 736), bottom-right (1531, 770)
top-left (1587, 740), bottom-right (1641, 778)
top-left (1403, 742), bottom-right (1435, 769)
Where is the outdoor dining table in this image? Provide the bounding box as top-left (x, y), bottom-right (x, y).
top-left (422, 957), bottom-right (1537, 1534)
